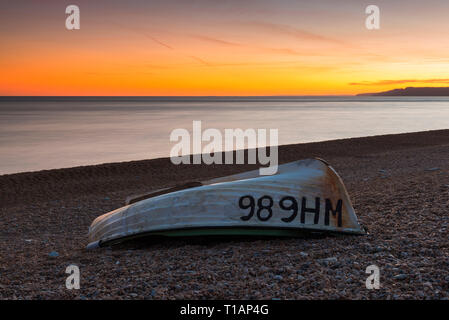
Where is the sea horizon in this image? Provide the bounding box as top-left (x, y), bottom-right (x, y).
top-left (1, 96), bottom-right (448, 175)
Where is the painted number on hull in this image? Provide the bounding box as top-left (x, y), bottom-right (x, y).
top-left (238, 195), bottom-right (343, 227)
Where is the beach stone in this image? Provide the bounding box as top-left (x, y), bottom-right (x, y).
top-left (273, 275), bottom-right (283, 281)
top-left (320, 257), bottom-right (337, 265)
top-left (374, 252), bottom-right (383, 258)
top-left (297, 275), bottom-right (306, 281)
top-left (260, 266), bottom-right (270, 273)
top-left (299, 252), bottom-right (308, 257)
top-left (394, 274), bottom-right (407, 280)
top-left (48, 251), bottom-right (59, 258)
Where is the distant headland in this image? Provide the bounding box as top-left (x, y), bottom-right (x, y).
top-left (357, 87), bottom-right (449, 96)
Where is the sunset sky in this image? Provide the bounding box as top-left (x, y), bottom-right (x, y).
top-left (1, 0), bottom-right (449, 96)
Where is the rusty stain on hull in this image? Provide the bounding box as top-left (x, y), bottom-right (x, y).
top-left (87, 158), bottom-right (366, 249)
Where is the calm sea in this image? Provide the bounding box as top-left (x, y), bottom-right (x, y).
top-left (1, 96), bottom-right (448, 175)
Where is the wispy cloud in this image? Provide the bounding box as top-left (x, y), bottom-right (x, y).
top-left (191, 34), bottom-right (326, 57)
top-left (241, 21), bottom-right (343, 44)
top-left (142, 34), bottom-right (173, 50)
top-left (188, 55), bottom-right (211, 66)
top-left (190, 35), bottom-right (241, 47)
top-left (112, 22), bottom-right (173, 50)
top-left (259, 47), bottom-right (312, 56)
top-left (350, 79), bottom-right (449, 86)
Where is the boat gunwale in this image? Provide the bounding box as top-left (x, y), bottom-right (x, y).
top-left (89, 224), bottom-right (367, 248)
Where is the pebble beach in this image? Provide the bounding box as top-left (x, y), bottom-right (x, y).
top-left (1, 129), bottom-right (448, 299)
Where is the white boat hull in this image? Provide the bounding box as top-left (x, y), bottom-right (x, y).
top-left (87, 159), bottom-right (365, 248)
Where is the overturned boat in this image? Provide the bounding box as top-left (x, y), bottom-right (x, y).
top-left (87, 158), bottom-right (365, 249)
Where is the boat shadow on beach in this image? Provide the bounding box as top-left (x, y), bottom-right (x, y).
top-left (106, 232), bottom-right (351, 251)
